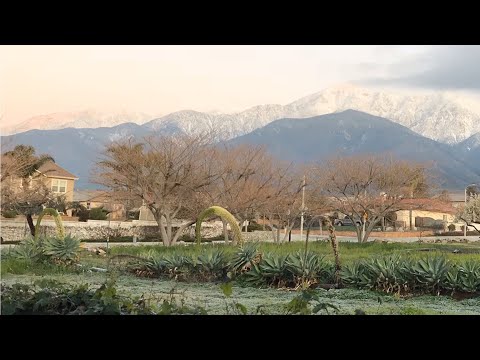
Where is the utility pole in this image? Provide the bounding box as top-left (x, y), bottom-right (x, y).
top-left (300, 175), bottom-right (306, 241)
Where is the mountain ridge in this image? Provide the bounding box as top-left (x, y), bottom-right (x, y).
top-left (4, 84), bottom-right (480, 144)
top-left (3, 109), bottom-right (480, 190)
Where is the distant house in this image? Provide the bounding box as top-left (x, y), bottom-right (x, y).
top-left (1, 158), bottom-right (78, 216)
top-left (36, 161), bottom-right (78, 204)
top-left (395, 198), bottom-right (457, 230)
top-left (73, 190), bottom-right (126, 220)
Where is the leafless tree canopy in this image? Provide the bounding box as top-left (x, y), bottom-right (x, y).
top-left (311, 154), bottom-right (432, 242)
top-left (94, 133), bottom-right (223, 246)
top-left (458, 195), bottom-right (480, 234)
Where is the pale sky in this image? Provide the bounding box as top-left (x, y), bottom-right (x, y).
top-left (2, 45), bottom-right (480, 127)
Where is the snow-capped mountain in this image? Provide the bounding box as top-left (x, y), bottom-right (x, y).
top-left (1, 110), bottom-right (155, 136)
top-left (283, 84), bottom-right (480, 144)
top-left (145, 84), bottom-right (480, 144)
top-left (4, 84), bottom-right (480, 144)
top-left (145, 105), bottom-right (285, 140)
top-left (458, 131), bottom-right (480, 151)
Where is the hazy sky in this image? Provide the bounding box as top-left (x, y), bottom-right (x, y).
top-left (2, 45), bottom-right (480, 126)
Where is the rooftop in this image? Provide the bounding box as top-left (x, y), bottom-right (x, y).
top-left (37, 161), bottom-right (78, 179)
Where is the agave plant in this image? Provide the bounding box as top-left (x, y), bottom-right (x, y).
top-left (231, 242), bottom-right (260, 274)
top-left (411, 256), bottom-right (450, 295)
top-left (456, 261), bottom-right (480, 293)
top-left (397, 258), bottom-right (417, 293)
top-left (243, 263), bottom-right (266, 287)
top-left (444, 266), bottom-right (461, 293)
top-left (340, 262), bottom-right (371, 289)
top-left (286, 251), bottom-right (325, 284)
top-left (43, 235), bottom-right (80, 264)
top-left (12, 238), bottom-right (44, 261)
top-left (363, 255), bottom-right (405, 294)
top-left (242, 253), bottom-right (288, 288)
top-left (143, 256), bottom-right (168, 276)
top-left (196, 249), bottom-right (229, 278)
top-left (162, 253), bottom-right (193, 278)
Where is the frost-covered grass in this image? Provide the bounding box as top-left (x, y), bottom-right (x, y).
top-left (2, 273), bottom-right (479, 315)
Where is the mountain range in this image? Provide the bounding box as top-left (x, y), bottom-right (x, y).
top-left (4, 84), bottom-right (480, 144)
top-left (2, 110), bottom-right (480, 190)
top-left (1, 110), bottom-right (155, 136)
top-left (2, 85), bottom-right (480, 190)
top-left (229, 110), bottom-right (480, 189)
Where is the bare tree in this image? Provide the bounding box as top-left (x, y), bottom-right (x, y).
top-left (260, 165), bottom-right (327, 243)
top-left (457, 195), bottom-right (480, 234)
top-left (204, 144), bottom-right (288, 240)
top-left (312, 154), bottom-right (431, 243)
top-left (94, 133), bottom-right (223, 246)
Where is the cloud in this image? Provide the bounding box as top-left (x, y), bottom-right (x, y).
top-left (359, 46), bottom-right (480, 91)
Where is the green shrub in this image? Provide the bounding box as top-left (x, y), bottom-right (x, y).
top-left (2, 210), bottom-right (18, 218)
top-left (286, 251), bottom-right (327, 285)
top-left (43, 235), bottom-right (80, 265)
top-left (0, 280), bottom-right (204, 315)
top-left (243, 253), bottom-right (289, 288)
top-left (89, 207), bottom-right (109, 220)
top-left (411, 256), bottom-right (449, 295)
top-left (231, 242), bottom-right (260, 274)
top-left (77, 209), bottom-right (90, 222)
top-left (247, 222), bottom-right (264, 232)
top-left (195, 248), bottom-right (229, 280)
top-left (11, 236), bottom-right (80, 266)
top-left (12, 238), bottom-right (45, 261)
top-left (447, 224), bottom-right (456, 232)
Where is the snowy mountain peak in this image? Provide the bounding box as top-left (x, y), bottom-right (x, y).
top-left (1, 110), bottom-right (156, 136)
top-left (4, 84), bottom-right (480, 145)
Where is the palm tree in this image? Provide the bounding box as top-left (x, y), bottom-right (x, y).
top-left (2, 145), bottom-right (55, 236)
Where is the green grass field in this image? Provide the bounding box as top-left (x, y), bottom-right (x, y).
top-left (2, 241), bottom-right (480, 314)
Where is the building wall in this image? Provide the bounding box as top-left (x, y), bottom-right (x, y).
top-left (139, 205), bottom-right (156, 221)
top-left (45, 177), bottom-right (75, 203)
top-left (396, 210), bottom-right (456, 227)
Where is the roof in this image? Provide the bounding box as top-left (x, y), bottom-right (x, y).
top-left (73, 190), bottom-right (110, 202)
top-left (398, 198), bottom-right (457, 215)
top-left (37, 161), bottom-right (78, 180)
top-left (444, 191), bottom-right (466, 202)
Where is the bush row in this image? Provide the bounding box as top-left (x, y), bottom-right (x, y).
top-left (341, 255), bottom-right (480, 295)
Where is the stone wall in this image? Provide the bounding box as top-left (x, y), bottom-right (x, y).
top-left (0, 219), bottom-right (226, 242)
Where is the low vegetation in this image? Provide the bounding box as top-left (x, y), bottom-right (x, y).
top-left (2, 239), bottom-right (480, 314)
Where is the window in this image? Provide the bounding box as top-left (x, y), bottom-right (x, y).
top-left (86, 202), bottom-right (91, 210)
top-left (51, 179), bottom-right (67, 193)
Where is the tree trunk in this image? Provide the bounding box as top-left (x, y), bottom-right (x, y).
top-left (171, 220), bottom-right (197, 245)
top-left (270, 226), bottom-right (277, 242)
top-left (381, 216), bottom-right (385, 232)
top-left (354, 224), bottom-right (362, 243)
top-left (361, 221), bottom-right (366, 242)
top-left (281, 223), bottom-right (295, 243)
top-left (362, 221), bottom-right (377, 243)
top-left (26, 213), bottom-right (35, 237)
top-left (157, 214), bottom-right (170, 246)
top-left (276, 227), bottom-right (281, 243)
top-left (326, 220), bottom-right (341, 285)
top-left (222, 218), bottom-right (229, 244)
top-left (165, 212), bottom-right (173, 243)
